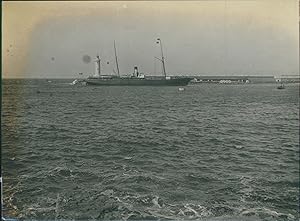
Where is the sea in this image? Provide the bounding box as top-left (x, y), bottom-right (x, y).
top-left (2, 79), bottom-right (299, 221)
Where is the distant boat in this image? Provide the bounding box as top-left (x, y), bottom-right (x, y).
top-left (277, 82), bottom-right (285, 89)
top-left (70, 79), bottom-right (79, 85)
top-left (84, 39), bottom-right (192, 86)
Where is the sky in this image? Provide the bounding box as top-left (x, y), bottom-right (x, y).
top-left (2, 0), bottom-right (299, 78)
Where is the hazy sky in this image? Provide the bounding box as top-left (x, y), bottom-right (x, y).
top-left (2, 1), bottom-right (299, 78)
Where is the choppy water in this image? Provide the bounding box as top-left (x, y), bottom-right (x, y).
top-left (2, 79), bottom-right (299, 220)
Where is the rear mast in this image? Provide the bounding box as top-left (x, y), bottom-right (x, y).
top-left (156, 38), bottom-right (167, 78)
top-left (114, 40), bottom-right (120, 77)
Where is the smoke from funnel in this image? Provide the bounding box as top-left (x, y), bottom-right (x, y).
top-left (82, 55), bottom-right (91, 63)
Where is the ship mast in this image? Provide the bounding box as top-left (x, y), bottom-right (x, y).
top-left (95, 54), bottom-right (101, 77)
top-left (156, 38), bottom-right (167, 78)
top-left (114, 40), bottom-right (120, 77)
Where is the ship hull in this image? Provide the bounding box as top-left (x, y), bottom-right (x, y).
top-left (85, 77), bottom-right (192, 86)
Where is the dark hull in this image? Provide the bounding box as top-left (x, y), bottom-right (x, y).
top-left (85, 77), bottom-right (192, 86)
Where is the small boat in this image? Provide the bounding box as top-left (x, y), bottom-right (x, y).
top-left (277, 82), bottom-right (285, 89)
top-left (70, 79), bottom-right (79, 85)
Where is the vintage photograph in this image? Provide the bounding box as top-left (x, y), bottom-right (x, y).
top-left (1, 1), bottom-right (299, 220)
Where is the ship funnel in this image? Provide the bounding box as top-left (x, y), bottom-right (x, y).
top-left (94, 55), bottom-right (101, 77)
top-left (134, 66), bottom-right (139, 77)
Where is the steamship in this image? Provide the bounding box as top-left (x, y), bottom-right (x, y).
top-left (84, 39), bottom-right (192, 86)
